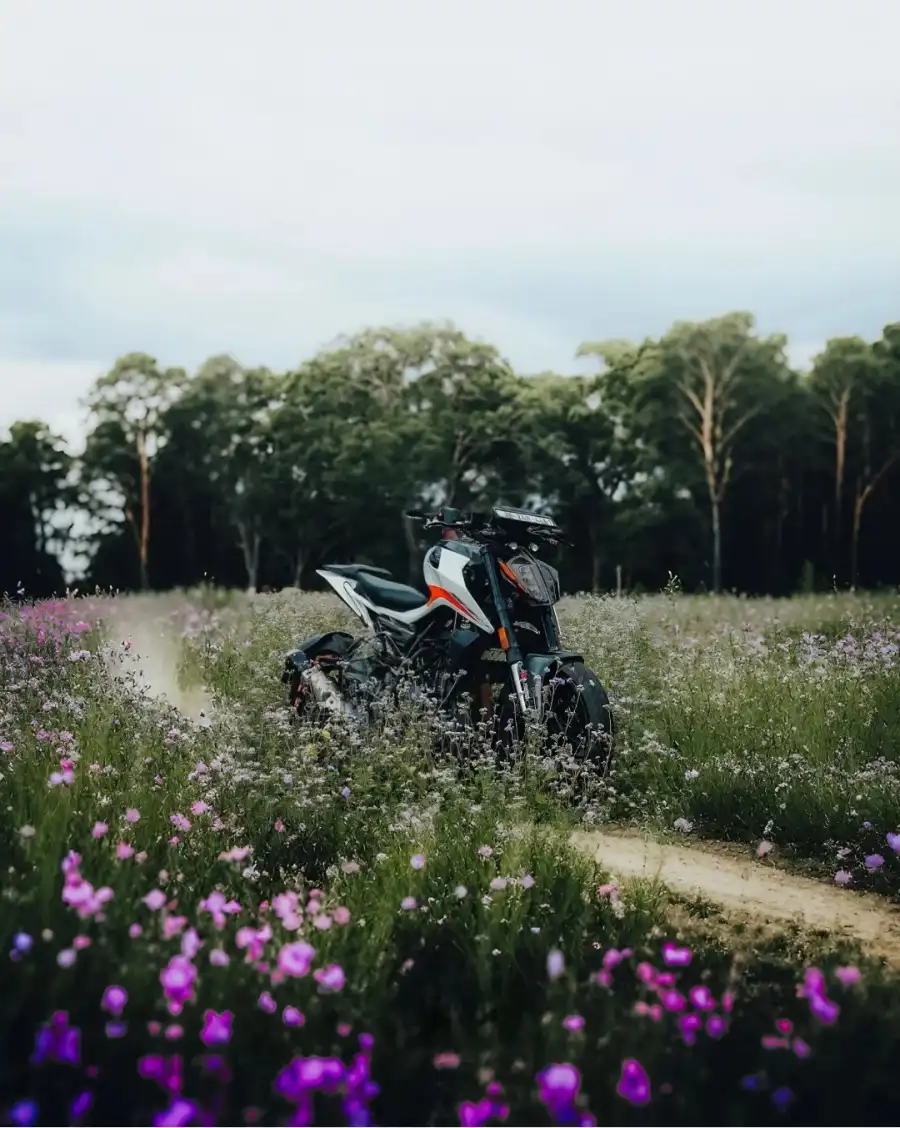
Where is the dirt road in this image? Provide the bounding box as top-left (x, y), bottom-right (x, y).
top-left (572, 828), bottom-right (900, 962)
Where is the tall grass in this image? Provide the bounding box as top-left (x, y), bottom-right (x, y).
top-left (1, 591), bottom-right (900, 1125)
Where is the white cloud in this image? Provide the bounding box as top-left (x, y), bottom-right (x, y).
top-left (1, 0), bottom-right (899, 440)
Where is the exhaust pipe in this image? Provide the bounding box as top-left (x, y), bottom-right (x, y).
top-left (299, 664), bottom-right (360, 721)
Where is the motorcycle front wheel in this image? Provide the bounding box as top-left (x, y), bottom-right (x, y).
top-left (543, 662), bottom-right (614, 773)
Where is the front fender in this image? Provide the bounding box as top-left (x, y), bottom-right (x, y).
top-left (522, 652), bottom-right (583, 680)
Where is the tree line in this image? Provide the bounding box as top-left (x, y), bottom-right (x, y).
top-left (3, 311), bottom-right (900, 599)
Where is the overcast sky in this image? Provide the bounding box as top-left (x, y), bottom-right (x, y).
top-left (2, 0), bottom-right (899, 449)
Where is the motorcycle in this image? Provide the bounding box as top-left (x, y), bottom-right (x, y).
top-left (281, 506), bottom-right (613, 768)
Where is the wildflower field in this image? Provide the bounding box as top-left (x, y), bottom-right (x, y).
top-left (3, 588), bottom-right (900, 1126)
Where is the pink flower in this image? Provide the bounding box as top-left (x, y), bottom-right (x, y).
top-left (218, 845), bottom-right (251, 863)
top-left (143, 890), bottom-right (167, 912)
top-left (92, 822), bottom-right (108, 839)
top-left (277, 941), bottom-right (316, 978)
top-left (834, 869), bottom-right (853, 886)
top-left (170, 814), bottom-right (192, 833)
top-left (191, 801), bottom-right (210, 815)
top-left (314, 964), bottom-right (346, 993)
top-left (116, 842), bottom-right (134, 860)
top-left (562, 1014), bottom-right (585, 1032)
top-left (756, 839), bottom-right (775, 857)
top-left (661, 942), bottom-right (692, 967)
top-left (835, 965), bottom-right (862, 987)
top-left (410, 853), bottom-right (426, 870)
top-left (125, 809), bottom-right (141, 823)
top-left (333, 906), bottom-right (351, 925)
top-left (274, 818), bottom-right (285, 832)
top-left (236, 925), bottom-right (271, 962)
top-left (313, 914), bottom-right (333, 931)
top-left (200, 1009), bottom-right (233, 1046)
top-left (159, 956), bottom-right (197, 1014)
top-left (128, 923), bottom-right (143, 939)
top-left (162, 915), bottom-right (188, 939)
top-left (257, 992), bottom-right (277, 1014)
top-left (199, 890), bottom-right (241, 930)
top-left (433, 1052), bottom-right (461, 1069)
top-left (181, 928), bottom-right (202, 959)
top-left (401, 897), bottom-right (417, 911)
top-left (209, 948), bottom-right (230, 967)
top-left (282, 1006), bottom-right (305, 1027)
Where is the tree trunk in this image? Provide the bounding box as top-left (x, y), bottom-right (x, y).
top-left (137, 433), bottom-right (151, 591)
top-left (237, 519), bottom-right (261, 593)
top-left (710, 495), bottom-right (723, 595)
top-left (850, 489), bottom-right (863, 590)
top-left (832, 391), bottom-right (849, 582)
top-left (292, 546), bottom-right (305, 589)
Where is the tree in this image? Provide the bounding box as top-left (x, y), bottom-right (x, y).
top-left (808, 337), bottom-right (875, 583)
top-left (82, 354), bottom-right (186, 591)
top-left (846, 324), bottom-right (900, 586)
top-left (582, 313), bottom-right (789, 594)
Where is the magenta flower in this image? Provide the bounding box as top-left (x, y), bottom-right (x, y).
top-left (125, 809), bottom-right (141, 823)
top-left (101, 986), bottom-right (128, 1017)
top-left (283, 1006), bottom-right (305, 1027)
top-left (401, 896), bottom-right (417, 911)
top-left (143, 889), bottom-right (167, 911)
top-left (116, 842), bottom-right (134, 860)
top-left (536, 1063), bottom-right (581, 1118)
top-left (170, 814), bottom-right (192, 833)
top-left (159, 956), bottom-right (197, 1014)
top-left (835, 965), bottom-right (862, 987)
top-left (661, 941), bottom-right (691, 967)
top-left (434, 1052), bottom-right (461, 1069)
top-left (191, 801), bottom-right (210, 815)
top-left (138, 1053), bottom-right (183, 1096)
top-left (678, 1012), bottom-right (703, 1045)
top-left (200, 1009), bottom-right (233, 1046)
top-left (616, 1059), bottom-right (651, 1106)
top-left (706, 1015), bottom-right (728, 1039)
top-left (151, 1097), bottom-right (200, 1126)
top-left (91, 822), bottom-right (108, 839)
top-left (689, 985), bottom-right (716, 1011)
top-left (314, 964), bottom-right (347, 993)
top-left (277, 941), bottom-right (316, 978)
top-left (162, 915), bottom-right (188, 940)
top-left (562, 1014), bottom-right (585, 1032)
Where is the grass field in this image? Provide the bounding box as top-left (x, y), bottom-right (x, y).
top-left (3, 587), bottom-right (900, 1126)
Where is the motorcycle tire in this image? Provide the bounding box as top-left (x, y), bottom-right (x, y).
top-left (544, 662), bottom-right (614, 773)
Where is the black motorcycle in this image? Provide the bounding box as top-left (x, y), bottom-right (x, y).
top-left (282, 506), bottom-right (613, 768)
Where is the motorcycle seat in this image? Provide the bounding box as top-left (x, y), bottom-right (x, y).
top-left (354, 572), bottom-right (429, 611)
top-left (323, 563), bottom-right (392, 580)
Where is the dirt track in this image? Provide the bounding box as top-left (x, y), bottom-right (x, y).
top-left (571, 828), bottom-right (900, 963)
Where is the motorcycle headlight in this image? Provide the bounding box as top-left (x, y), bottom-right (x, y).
top-left (500, 553), bottom-right (560, 605)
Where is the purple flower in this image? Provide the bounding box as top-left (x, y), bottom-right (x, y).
top-left (772, 1086), bottom-right (794, 1112)
top-left (152, 1098), bottom-right (202, 1127)
top-left (865, 854), bottom-right (885, 872)
top-left (706, 1015), bottom-right (728, 1039)
top-left (689, 985), bottom-right (715, 1011)
top-left (101, 985), bottom-right (128, 1017)
top-left (536, 1063), bottom-right (581, 1111)
top-left (70, 1091), bottom-right (93, 1122)
top-left (32, 1011), bottom-right (80, 1066)
top-left (274, 1056), bottom-right (347, 1103)
top-left (200, 1009), bottom-right (233, 1046)
top-left (562, 1014), bottom-right (584, 1032)
top-left (159, 957), bottom-right (197, 1013)
top-left (678, 1013), bottom-right (703, 1045)
top-left (887, 832), bottom-right (900, 854)
top-left (546, 949), bottom-right (565, 981)
top-left (9, 1100), bottom-right (38, 1127)
top-left (834, 869), bottom-right (853, 886)
top-left (138, 1054), bottom-right (184, 1096)
top-left (808, 992), bottom-right (840, 1024)
top-left (616, 1059), bottom-right (651, 1107)
top-left (410, 853), bottom-right (426, 870)
top-left (835, 965), bottom-right (862, 987)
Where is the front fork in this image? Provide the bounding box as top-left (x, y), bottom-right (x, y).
top-left (483, 551), bottom-right (544, 719)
